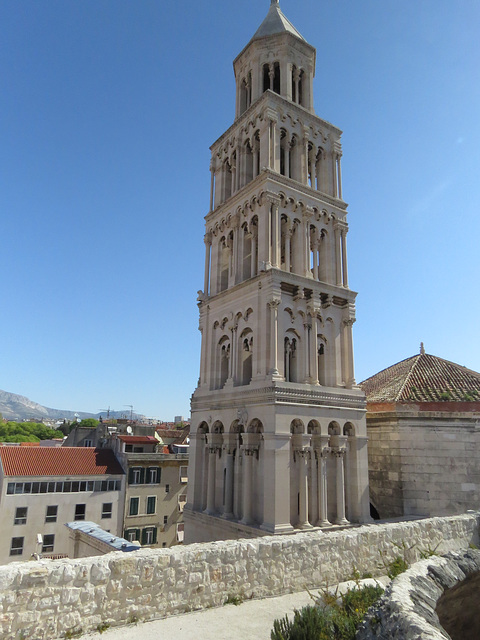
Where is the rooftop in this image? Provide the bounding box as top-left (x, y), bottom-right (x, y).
top-left (251, 0), bottom-right (305, 42)
top-left (65, 521), bottom-right (139, 552)
top-left (0, 447), bottom-right (124, 477)
top-left (117, 435), bottom-right (158, 445)
top-left (360, 351), bottom-right (480, 403)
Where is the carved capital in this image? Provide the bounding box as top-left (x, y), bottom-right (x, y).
top-left (268, 298), bottom-right (281, 311)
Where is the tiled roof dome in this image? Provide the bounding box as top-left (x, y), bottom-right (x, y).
top-left (360, 352), bottom-right (480, 403)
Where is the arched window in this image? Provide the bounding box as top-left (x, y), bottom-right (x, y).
top-left (218, 336), bottom-right (230, 388)
top-left (240, 331), bottom-right (253, 386)
top-left (263, 62), bottom-right (280, 94)
top-left (318, 341), bottom-right (326, 386)
top-left (284, 336), bottom-right (298, 382)
top-left (219, 237), bottom-right (230, 292)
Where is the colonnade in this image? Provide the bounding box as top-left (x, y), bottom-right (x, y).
top-left (203, 209), bottom-right (349, 296)
top-left (192, 426), bottom-right (360, 529)
top-left (211, 116), bottom-right (342, 211)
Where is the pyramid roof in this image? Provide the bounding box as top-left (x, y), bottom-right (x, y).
top-left (251, 1), bottom-right (305, 42)
top-left (360, 352), bottom-right (480, 403)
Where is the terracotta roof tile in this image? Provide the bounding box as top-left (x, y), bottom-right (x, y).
top-left (360, 353), bottom-right (480, 403)
top-left (117, 436), bottom-right (157, 444)
top-left (0, 447), bottom-right (124, 477)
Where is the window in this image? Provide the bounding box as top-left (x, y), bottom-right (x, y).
top-left (84, 439), bottom-right (93, 447)
top-left (10, 537), bottom-right (23, 556)
top-left (125, 444), bottom-right (133, 452)
top-left (176, 522), bottom-right (184, 543)
top-left (179, 466), bottom-right (188, 483)
top-left (74, 504), bottom-right (86, 521)
top-left (124, 528), bottom-right (140, 542)
top-left (133, 446), bottom-right (143, 453)
top-left (178, 495), bottom-right (187, 512)
top-left (163, 515), bottom-right (168, 525)
top-left (141, 527), bottom-right (157, 545)
top-left (45, 506), bottom-right (58, 523)
top-left (165, 484), bottom-right (170, 494)
top-left (129, 467), bottom-right (145, 485)
top-left (129, 497), bottom-right (139, 516)
top-left (14, 507), bottom-right (27, 525)
top-left (42, 534), bottom-right (55, 553)
top-left (162, 542), bottom-right (166, 548)
top-left (147, 467), bottom-right (160, 484)
top-left (102, 503), bottom-right (112, 519)
top-left (146, 496), bottom-right (156, 515)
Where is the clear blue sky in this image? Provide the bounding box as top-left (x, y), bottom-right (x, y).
top-left (1, 1), bottom-right (479, 419)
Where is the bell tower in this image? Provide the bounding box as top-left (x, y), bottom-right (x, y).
top-left (185, 1), bottom-right (370, 543)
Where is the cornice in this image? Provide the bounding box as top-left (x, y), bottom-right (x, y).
top-left (191, 383), bottom-right (366, 412)
top-left (210, 90), bottom-right (342, 152)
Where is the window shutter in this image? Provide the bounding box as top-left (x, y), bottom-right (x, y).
top-left (152, 527), bottom-right (157, 544)
top-left (135, 529), bottom-right (141, 542)
top-left (128, 468), bottom-right (134, 485)
top-left (141, 528), bottom-right (147, 545)
top-left (139, 468), bottom-right (145, 484)
top-left (157, 467), bottom-right (161, 484)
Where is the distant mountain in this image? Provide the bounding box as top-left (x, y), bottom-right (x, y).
top-left (0, 390), bottom-right (146, 422)
top-left (0, 390), bottom-right (97, 422)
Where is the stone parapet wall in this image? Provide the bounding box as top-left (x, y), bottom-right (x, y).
top-left (0, 513), bottom-right (478, 639)
top-left (357, 547), bottom-right (480, 639)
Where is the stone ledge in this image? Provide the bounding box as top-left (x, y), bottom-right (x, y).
top-left (357, 547), bottom-right (480, 640)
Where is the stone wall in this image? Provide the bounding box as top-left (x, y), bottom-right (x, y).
top-left (357, 547), bottom-right (480, 640)
top-left (367, 407), bottom-right (480, 518)
top-left (0, 513), bottom-right (478, 640)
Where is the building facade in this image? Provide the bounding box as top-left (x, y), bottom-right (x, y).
top-left (185, 1), bottom-right (370, 543)
top-left (0, 447), bottom-right (124, 564)
top-left (361, 347), bottom-right (480, 519)
top-left (112, 435), bottom-right (188, 547)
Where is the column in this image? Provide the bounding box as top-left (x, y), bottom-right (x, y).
top-left (203, 233), bottom-right (211, 296)
top-left (342, 318), bottom-right (355, 389)
top-left (209, 161), bottom-right (215, 211)
top-left (334, 225), bottom-right (342, 286)
top-left (332, 155), bottom-right (338, 197)
top-left (312, 435), bottom-right (330, 526)
top-left (312, 239), bottom-right (319, 280)
top-left (309, 445), bottom-right (318, 525)
top-left (296, 448), bottom-right (311, 529)
top-left (303, 321), bottom-right (311, 382)
top-left (284, 227), bottom-right (292, 273)
top-left (240, 436), bottom-right (259, 525)
top-left (271, 201), bottom-right (280, 267)
top-left (332, 436), bottom-right (349, 525)
top-left (223, 435), bottom-right (236, 518)
top-left (341, 230), bottom-right (348, 287)
top-left (284, 138), bottom-right (290, 178)
top-left (205, 441), bottom-right (220, 515)
top-left (251, 229), bottom-right (257, 277)
top-left (268, 298), bottom-right (281, 377)
top-left (337, 155), bottom-right (343, 199)
top-left (309, 314), bottom-right (319, 384)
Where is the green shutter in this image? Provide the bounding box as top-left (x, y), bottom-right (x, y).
top-left (135, 529), bottom-right (141, 542)
top-left (157, 467), bottom-right (161, 484)
top-left (128, 468), bottom-right (134, 485)
top-left (139, 467), bottom-right (145, 484)
top-left (152, 527), bottom-right (157, 544)
top-left (141, 528), bottom-right (147, 545)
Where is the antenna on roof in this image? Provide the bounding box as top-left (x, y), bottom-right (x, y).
top-left (124, 405), bottom-right (134, 421)
top-left (420, 342), bottom-right (425, 355)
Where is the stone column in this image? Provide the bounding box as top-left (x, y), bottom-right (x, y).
top-left (296, 448), bottom-right (311, 529)
top-left (313, 435), bottom-right (331, 527)
top-left (209, 160), bottom-right (215, 211)
top-left (309, 313), bottom-right (319, 384)
top-left (331, 435), bottom-right (349, 525)
top-left (203, 233), bottom-right (212, 296)
top-left (285, 227), bottom-right (292, 273)
top-left (303, 321), bottom-right (311, 382)
top-left (240, 433), bottom-right (260, 526)
top-left (337, 155), bottom-right (343, 199)
top-left (341, 230), bottom-right (348, 287)
top-left (271, 201), bottom-right (280, 268)
top-left (204, 434), bottom-right (222, 515)
top-left (222, 434), bottom-right (237, 518)
top-left (268, 298), bottom-right (281, 378)
top-left (342, 318), bottom-right (356, 389)
top-left (261, 434), bottom-right (294, 534)
top-left (251, 229), bottom-right (257, 277)
top-left (334, 225), bottom-right (342, 286)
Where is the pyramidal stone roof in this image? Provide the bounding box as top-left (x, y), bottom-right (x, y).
top-left (360, 352), bottom-right (480, 403)
top-left (252, 0), bottom-right (305, 42)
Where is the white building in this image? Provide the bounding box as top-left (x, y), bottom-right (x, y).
top-left (185, 1), bottom-right (370, 543)
top-left (0, 446), bottom-right (124, 564)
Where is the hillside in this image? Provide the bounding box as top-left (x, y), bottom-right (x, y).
top-left (0, 389), bottom-right (96, 421)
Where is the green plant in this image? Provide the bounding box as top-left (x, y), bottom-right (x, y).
top-left (224, 594), bottom-right (243, 606)
top-left (271, 583), bottom-right (384, 640)
top-left (419, 543), bottom-right (440, 559)
top-left (469, 542), bottom-right (478, 550)
top-left (128, 614), bottom-right (139, 624)
top-left (63, 629), bottom-right (83, 639)
top-left (96, 623), bottom-right (110, 634)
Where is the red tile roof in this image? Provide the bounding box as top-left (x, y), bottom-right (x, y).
top-left (117, 436), bottom-right (157, 444)
top-left (0, 447), bottom-right (124, 477)
top-left (360, 353), bottom-right (480, 403)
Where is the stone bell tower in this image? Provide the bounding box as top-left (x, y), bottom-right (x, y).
top-left (184, 0), bottom-right (370, 543)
